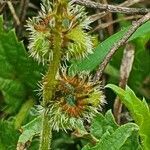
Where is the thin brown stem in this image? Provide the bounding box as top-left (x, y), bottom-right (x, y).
top-left (7, 1), bottom-right (20, 25)
top-left (73, 0), bottom-right (150, 15)
top-left (114, 44), bottom-right (135, 124)
top-left (89, 0), bottom-right (144, 23)
top-left (95, 0), bottom-right (104, 40)
top-left (102, 0), bottom-right (114, 35)
top-left (91, 15), bottom-right (142, 33)
top-left (17, 0), bottom-right (29, 35)
top-left (119, 0), bottom-right (144, 7)
top-left (0, 3), bottom-right (6, 14)
top-left (19, 0), bottom-right (29, 22)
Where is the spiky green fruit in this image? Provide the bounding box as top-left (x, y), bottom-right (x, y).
top-left (26, 0), bottom-right (94, 64)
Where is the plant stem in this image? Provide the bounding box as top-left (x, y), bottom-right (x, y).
top-left (114, 44), bottom-right (135, 124)
top-left (40, 110), bottom-right (51, 150)
top-left (40, 33), bottom-right (62, 150)
top-left (73, 0), bottom-right (150, 15)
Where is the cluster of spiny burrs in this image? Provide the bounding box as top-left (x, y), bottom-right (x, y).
top-left (27, 0), bottom-right (94, 65)
top-left (37, 71), bottom-right (104, 131)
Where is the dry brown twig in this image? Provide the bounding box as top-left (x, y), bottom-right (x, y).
top-left (7, 1), bottom-right (20, 25)
top-left (91, 15), bottom-right (142, 32)
top-left (73, 0), bottom-right (150, 15)
top-left (95, 0), bottom-right (105, 40)
top-left (114, 44), bottom-right (135, 124)
top-left (102, 0), bottom-right (114, 35)
top-left (17, 0), bottom-right (29, 35)
top-left (89, 0), bottom-right (145, 24)
top-left (0, 2), bottom-right (6, 14)
top-left (119, 0), bottom-right (144, 7)
top-left (19, 0), bottom-right (29, 23)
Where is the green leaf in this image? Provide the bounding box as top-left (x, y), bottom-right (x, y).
top-left (106, 84), bottom-right (150, 150)
top-left (90, 110), bottom-right (118, 139)
top-left (0, 78), bottom-right (25, 98)
top-left (69, 21), bottom-right (150, 75)
top-left (95, 123), bottom-right (139, 150)
top-left (0, 120), bottom-right (19, 150)
top-left (0, 16), bottom-right (3, 32)
top-left (82, 111), bottom-right (140, 150)
top-left (83, 123), bottom-right (139, 150)
top-left (120, 131), bottom-right (142, 150)
top-left (0, 16), bottom-right (44, 113)
top-left (18, 116), bottom-right (42, 144)
top-left (129, 21), bottom-right (150, 41)
top-left (0, 29), bottom-right (43, 88)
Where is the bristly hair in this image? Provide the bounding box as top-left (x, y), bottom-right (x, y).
top-left (26, 0), bottom-right (94, 65)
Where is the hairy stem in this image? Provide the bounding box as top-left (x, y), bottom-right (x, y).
top-left (40, 33), bottom-right (62, 150)
top-left (40, 110), bottom-right (51, 150)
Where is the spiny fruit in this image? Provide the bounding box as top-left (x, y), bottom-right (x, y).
top-left (46, 72), bottom-right (105, 131)
top-left (26, 0), bottom-right (94, 64)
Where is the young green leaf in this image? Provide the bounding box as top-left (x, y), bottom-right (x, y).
top-left (95, 123), bottom-right (138, 150)
top-left (17, 116), bottom-right (42, 146)
top-left (106, 84), bottom-right (150, 150)
top-left (83, 123), bottom-right (139, 150)
top-left (82, 110), bottom-right (140, 150)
